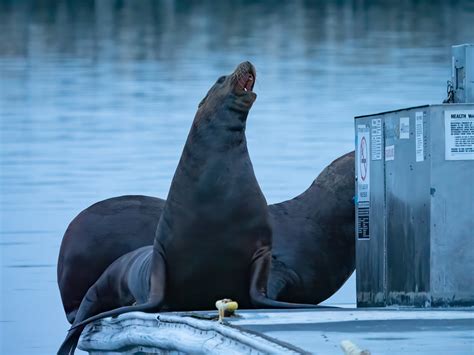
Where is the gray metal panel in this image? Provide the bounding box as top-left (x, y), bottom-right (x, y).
top-left (429, 104), bottom-right (474, 306)
top-left (384, 108), bottom-right (431, 306)
top-left (451, 44), bottom-right (474, 103)
top-left (355, 116), bottom-right (387, 307)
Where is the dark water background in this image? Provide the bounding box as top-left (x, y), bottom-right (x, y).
top-left (1, 0), bottom-right (473, 353)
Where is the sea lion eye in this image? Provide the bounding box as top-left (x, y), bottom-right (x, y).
top-left (216, 76), bottom-right (226, 84)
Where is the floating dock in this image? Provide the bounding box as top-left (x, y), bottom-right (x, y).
top-left (78, 43), bottom-right (474, 354)
top-left (78, 308), bottom-right (474, 354)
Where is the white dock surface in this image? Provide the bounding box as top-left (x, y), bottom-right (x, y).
top-left (79, 308), bottom-right (474, 354)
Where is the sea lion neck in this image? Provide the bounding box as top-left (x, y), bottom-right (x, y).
top-left (157, 62), bottom-right (262, 230)
top-left (191, 107), bottom-right (248, 148)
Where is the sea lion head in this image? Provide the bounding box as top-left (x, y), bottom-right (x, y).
top-left (196, 61), bottom-right (257, 124)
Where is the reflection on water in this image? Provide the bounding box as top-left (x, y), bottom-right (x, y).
top-left (1, 0), bottom-right (473, 353)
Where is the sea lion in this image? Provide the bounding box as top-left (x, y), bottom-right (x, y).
top-left (57, 195), bottom-right (165, 323)
top-left (58, 61), bottom-right (316, 354)
top-left (58, 152), bottom-right (355, 324)
top-left (267, 151), bottom-right (355, 304)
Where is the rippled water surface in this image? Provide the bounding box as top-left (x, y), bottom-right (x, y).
top-left (1, 1), bottom-right (473, 353)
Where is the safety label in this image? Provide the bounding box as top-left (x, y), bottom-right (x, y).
top-left (415, 112), bottom-right (424, 162)
top-left (357, 207), bottom-right (370, 239)
top-left (371, 118), bottom-right (382, 160)
top-left (399, 117), bottom-right (410, 139)
top-left (357, 124), bottom-right (370, 239)
top-left (385, 145), bottom-right (395, 161)
top-left (445, 110), bottom-right (474, 160)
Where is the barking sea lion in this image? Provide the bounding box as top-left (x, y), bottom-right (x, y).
top-left (58, 61), bottom-right (317, 354)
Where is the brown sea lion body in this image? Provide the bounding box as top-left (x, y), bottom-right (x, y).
top-left (58, 154), bottom-right (355, 323)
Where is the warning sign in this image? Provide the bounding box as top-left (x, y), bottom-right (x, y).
top-left (445, 110), bottom-right (474, 160)
top-left (357, 125), bottom-right (370, 204)
top-left (360, 136), bottom-right (369, 181)
top-left (357, 125), bottom-right (370, 239)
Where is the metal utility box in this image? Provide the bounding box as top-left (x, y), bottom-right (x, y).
top-left (355, 104), bottom-right (474, 307)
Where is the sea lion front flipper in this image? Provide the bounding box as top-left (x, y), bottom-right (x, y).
top-left (266, 257), bottom-right (303, 301)
top-left (249, 247), bottom-right (317, 309)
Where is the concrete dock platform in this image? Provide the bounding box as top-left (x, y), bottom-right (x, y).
top-left (78, 308), bottom-right (474, 354)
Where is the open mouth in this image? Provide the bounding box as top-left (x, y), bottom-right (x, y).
top-left (234, 62), bottom-right (256, 93)
top-left (238, 73), bottom-right (255, 92)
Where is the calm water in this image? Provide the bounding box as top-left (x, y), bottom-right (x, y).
top-left (1, 1), bottom-right (473, 353)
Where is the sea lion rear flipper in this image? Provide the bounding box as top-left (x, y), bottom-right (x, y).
top-left (57, 328), bottom-right (80, 355)
top-left (58, 247), bottom-right (167, 355)
top-left (249, 247), bottom-right (317, 309)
